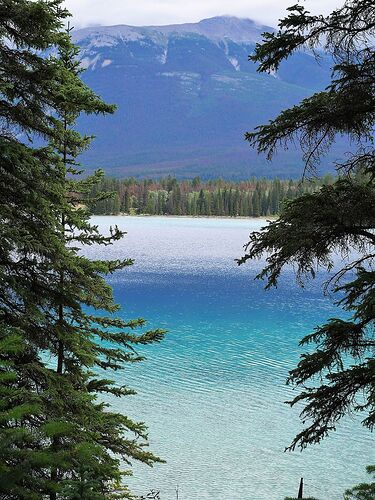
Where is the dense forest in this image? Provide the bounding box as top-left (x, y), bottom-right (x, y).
top-left (90, 175), bottom-right (334, 217)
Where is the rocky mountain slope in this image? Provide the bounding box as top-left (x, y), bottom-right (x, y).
top-left (74, 16), bottom-right (334, 179)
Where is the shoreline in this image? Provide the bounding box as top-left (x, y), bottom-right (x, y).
top-left (91, 213), bottom-right (277, 221)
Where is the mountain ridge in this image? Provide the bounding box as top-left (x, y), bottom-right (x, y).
top-left (74, 16), bottom-right (336, 179)
top-left (72, 16), bottom-right (274, 45)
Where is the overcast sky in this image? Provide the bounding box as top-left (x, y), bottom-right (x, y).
top-left (64, 0), bottom-right (343, 29)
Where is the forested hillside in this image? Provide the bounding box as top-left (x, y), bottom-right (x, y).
top-left (90, 175), bottom-right (334, 217)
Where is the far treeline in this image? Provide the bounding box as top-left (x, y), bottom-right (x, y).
top-left (90, 175), bottom-right (335, 217)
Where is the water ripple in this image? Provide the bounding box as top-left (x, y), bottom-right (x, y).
top-left (90, 217), bottom-right (373, 500)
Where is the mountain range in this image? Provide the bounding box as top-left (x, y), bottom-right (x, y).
top-left (74, 16), bottom-right (336, 179)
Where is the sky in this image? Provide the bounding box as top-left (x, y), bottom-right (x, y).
top-left (63, 0), bottom-right (343, 29)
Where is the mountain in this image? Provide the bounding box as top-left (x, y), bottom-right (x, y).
top-left (73, 16), bottom-right (335, 179)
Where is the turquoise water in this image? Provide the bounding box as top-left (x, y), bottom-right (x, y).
top-left (88, 216), bottom-right (373, 500)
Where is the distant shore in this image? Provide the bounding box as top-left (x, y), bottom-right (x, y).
top-left (92, 213), bottom-right (277, 221)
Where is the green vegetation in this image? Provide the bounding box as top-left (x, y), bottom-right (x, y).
top-left (285, 466), bottom-right (375, 500)
top-left (1, 0), bottom-right (373, 497)
top-left (0, 2), bottom-right (164, 498)
top-left (344, 466), bottom-right (375, 499)
top-left (240, 0), bottom-right (375, 456)
top-left (90, 175), bottom-right (334, 217)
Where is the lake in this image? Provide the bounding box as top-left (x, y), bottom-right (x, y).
top-left (87, 216), bottom-right (373, 500)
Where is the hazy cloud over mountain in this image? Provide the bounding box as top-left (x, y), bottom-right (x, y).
top-left (64, 0), bottom-right (343, 29)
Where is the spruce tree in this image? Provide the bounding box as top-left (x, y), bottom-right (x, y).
top-left (344, 466), bottom-right (375, 499)
top-left (240, 0), bottom-right (375, 451)
top-left (1, 3), bottom-right (73, 496)
top-left (284, 465), bottom-right (375, 499)
top-left (0, 3), bottom-right (164, 498)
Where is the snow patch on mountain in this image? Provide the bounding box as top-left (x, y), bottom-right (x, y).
top-left (228, 57), bottom-right (240, 71)
top-left (80, 54), bottom-right (100, 70)
top-left (101, 59), bottom-right (112, 68)
top-left (161, 71), bottom-right (200, 80)
top-left (160, 71), bottom-right (201, 94)
top-left (159, 47), bottom-right (168, 64)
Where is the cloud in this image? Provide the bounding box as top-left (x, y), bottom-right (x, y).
top-left (63, 0), bottom-right (343, 29)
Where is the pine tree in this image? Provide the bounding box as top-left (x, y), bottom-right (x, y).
top-left (240, 0), bottom-right (375, 450)
top-left (0, 4), bottom-right (164, 498)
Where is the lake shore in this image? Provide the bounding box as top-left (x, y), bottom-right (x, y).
top-left (92, 213), bottom-right (278, 221)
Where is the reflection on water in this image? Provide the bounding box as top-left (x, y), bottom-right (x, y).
top-left (86, 216), bottom-right (373, 500)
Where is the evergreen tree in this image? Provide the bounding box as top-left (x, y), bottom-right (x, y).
top-left (344, 466), bottom-right (375, 499)
top-left (0, 3), bottom-right (72, 496)
top-left (284, 465), bottom-right (375, 500)
top-left (192, 176), bottom-right (201, 189)
top-left (0, 4), bottom-right (164, 498)
top-left (90, 176), bottom-right (326, 218)
top-left (204, 191), bottom-right (212, 216)
top-left (240, 0), bottom-right (375, 451)
top-left (122, 189), bottom-right (131, 213)
top-left (197, 189), bottom-right (205, 215)
top-left (252, 190), bottom-right (261, 217)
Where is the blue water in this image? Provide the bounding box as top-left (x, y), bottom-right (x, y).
top-left (87, 216), bottom-right (373, 500)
